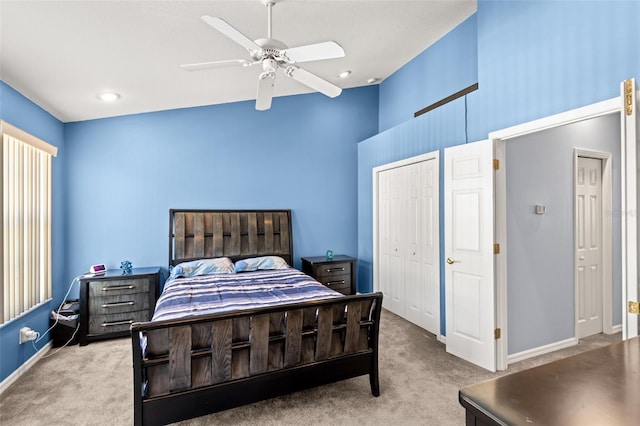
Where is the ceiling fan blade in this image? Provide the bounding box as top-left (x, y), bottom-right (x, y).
top-left (282, 41), bottom-right (345, 63)
top-left (180, 59), bottom-right (252, 71)
top-left (285, 66), bottom-right (342, 98)
top-left (256, 72), bottom-right (276, 111)
top-left (201, 16), bottom-right (261, 52)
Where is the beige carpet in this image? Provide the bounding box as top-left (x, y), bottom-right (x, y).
top-left (0, 310), bottom-right (620, 425)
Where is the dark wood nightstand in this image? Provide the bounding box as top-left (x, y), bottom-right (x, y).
top-left (301, 255), bottom-right (356, 295)
top-left (78, 267), bottom-right (160, 346)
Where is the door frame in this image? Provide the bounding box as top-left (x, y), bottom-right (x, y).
top-left (574, 150), bottom-right (613, 338)
top-left (372, 151), bottom-right (441, 339)
top-left (621, 79), bottom-right (638, 339)
top-left (489, 95), bottom-right (624, 370)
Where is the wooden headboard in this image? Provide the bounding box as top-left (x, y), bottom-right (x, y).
top-left (168, 209), bottom-right (293, 267)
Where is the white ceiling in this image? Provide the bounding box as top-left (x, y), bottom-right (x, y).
top-left (0, 0), bottom-right (476, 123)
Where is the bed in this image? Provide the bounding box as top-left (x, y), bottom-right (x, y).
top-left (131, 209), bottom-right (383, 426)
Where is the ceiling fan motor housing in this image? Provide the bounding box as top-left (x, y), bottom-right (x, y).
top-left (252, 38), bottom-right (288, 62)
top-left (262, 58), bottom-right (278, 72)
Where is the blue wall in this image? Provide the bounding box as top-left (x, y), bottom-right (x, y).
top-left (63, 88), bottom-right (379, 295)
top-left (0, 82), bottom-right (65, 383)
top-left (359, 0), bottom-right (640, 344)
top-left (468, 0), bottom-right (640, 140)
top-left (378, 14), bottom-right (478, 133)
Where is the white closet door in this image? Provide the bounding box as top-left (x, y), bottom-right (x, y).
top-left (405, 162), bottom-right (423, 326)
top-left (420, 160), bottom-right (439, 334)
top-left (404, 160), bottom-right (439, 334)
top-left (375, 155), bottom-right (439, 336)
top-left (388, 166), bottom-right (405, 316)
top-left (378, 168), bottom-right (393, 310)
top-left (379, 166), bottom-right (405, 316)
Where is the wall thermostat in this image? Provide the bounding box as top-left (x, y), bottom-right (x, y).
top-left (90, 264), bottom-right (107, 273)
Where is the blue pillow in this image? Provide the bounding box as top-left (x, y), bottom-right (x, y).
top-left (234, 256), bottom-right (289, 272)
top-left (168, 257), bottom-right (235, 280)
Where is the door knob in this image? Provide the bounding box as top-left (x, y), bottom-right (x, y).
top-left (446, 257), bottom-right (456, 265)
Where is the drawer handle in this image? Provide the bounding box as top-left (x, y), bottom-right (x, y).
top-left (327, 280), bottom-right (346, 286)
top-left (102, 285), bottom-right (135, 291)
top-left (325, 267), bottom-right (345, 273)
top-left (101, 301), bottom-right (135, 308)
top-left (101, 320), bottom-right (134, 327)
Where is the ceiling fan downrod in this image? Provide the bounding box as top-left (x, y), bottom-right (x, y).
top-left (263, 0), bottom-right (276, 39)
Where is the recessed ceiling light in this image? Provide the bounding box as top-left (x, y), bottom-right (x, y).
top-left (99, 92), bottom-right (120, 102)
top-left (367, 78), bottom-right (380, 84)
top-left (338, 70), bottom-right (351, 79)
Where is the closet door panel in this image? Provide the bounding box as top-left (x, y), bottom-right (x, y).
top-left (405, 162), bottom-right (423, 326)
top-left (421, 160), bottom-right (439, 334)
top-left (379, 169), bottom-right (394, 312)
top-left (389, 167), bottom-right (405, 316)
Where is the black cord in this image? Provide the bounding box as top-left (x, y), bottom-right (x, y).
top-left (464, 94), bottom-right (469, 144)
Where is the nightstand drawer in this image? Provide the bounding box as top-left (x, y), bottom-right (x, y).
top-left (313, 262), bottom-right (352, 278)
top-left (88, 310), bottom-right (150, 335)
top-left (89, 293), bottom-right (150, 315)
top-left (88, 278), bottom-right (150, 297)
top-left (319, 277), bottom-right (351, 295)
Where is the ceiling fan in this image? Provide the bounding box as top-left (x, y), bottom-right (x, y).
top-left (181, 0), bottom-right (345, 111)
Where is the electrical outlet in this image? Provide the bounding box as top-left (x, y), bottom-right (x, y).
top-left (19, 327), bottom-right (37, 344)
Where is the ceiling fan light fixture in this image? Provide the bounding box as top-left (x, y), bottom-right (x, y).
top-left (99, 92), bottom-right (120, 102)
top-left (338, 70), bottom-right (351, 79)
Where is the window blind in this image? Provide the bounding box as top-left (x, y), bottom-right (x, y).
top-left (1, 121), bottom-right (57, 324)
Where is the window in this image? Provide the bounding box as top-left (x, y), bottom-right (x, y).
top-left (1, 121), bottom-right (57, 324)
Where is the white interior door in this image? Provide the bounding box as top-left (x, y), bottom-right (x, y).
top-left (576, 157), bottom-right (603, 338)
top-left (445, 140), bottom-right (496, 372)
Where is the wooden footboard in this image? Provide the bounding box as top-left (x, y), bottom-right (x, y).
top-left (131, 292), bottom-right (383, 426)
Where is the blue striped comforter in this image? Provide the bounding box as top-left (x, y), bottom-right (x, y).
top-left (152, 268), bottom-right (342, 322)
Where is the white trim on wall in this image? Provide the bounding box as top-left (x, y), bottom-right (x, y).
top-left (507, 337), bottom-right (578, 365)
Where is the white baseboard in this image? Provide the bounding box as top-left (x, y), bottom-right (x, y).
top-left (437, 334), bottom-right (446, 344)
top-left (507, 337), bottom-right (578, 365)
top-left (509, 326), bottom-right (624, 365)
top-left (0, 342), bottom-right (51, 396)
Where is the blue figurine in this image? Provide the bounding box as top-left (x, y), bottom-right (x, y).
top-left (120, 260), bottom-right (132, 275)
